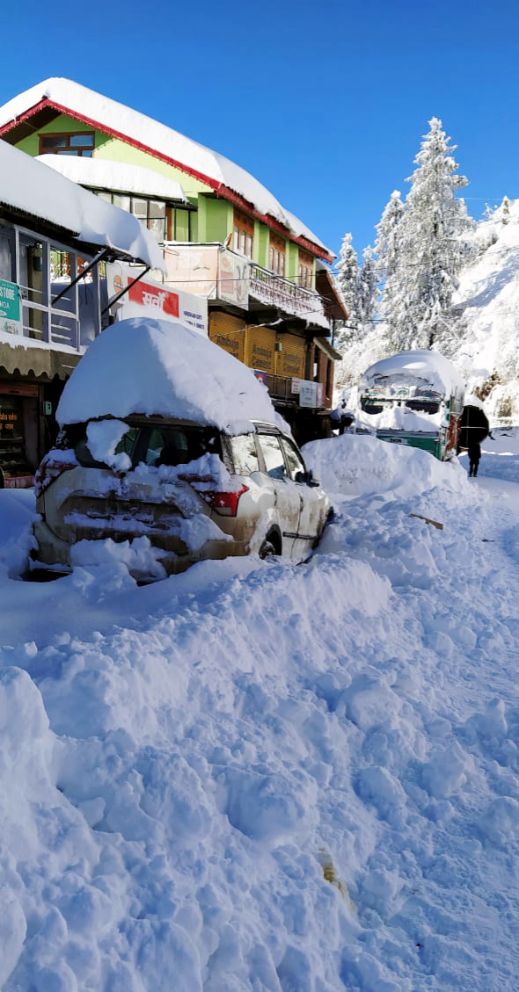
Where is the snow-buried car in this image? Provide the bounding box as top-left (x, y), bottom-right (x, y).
top-left (30, 318), bottom-right (331, 580)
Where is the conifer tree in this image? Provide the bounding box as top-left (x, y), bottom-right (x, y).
top-left (385, 118), bottom-right (472, 352)
top-left (335, 232), bottom-right (360, 347)
top-left (357, 246), bottom-right (377, 326)
top-left (375, 190), bottom-right (404, 345)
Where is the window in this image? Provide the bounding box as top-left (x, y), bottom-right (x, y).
top-left (269, 234), bottom-right (286, 277)
top-left (0, 227), bottom-right (15, 282)
top-left (280, 438), bottom-right (305, 481)
top-left (39, 132), bottom-right (95, 157)
top-left (95, 193), bottom-right (177, 242)
top-left (257, 434), bottom-right (286, 479)
top-left (142, 426), bottom-right (219, 467)
top-left (229, 434), bottom-right (259, 476)
top-left (13, 227), bottom-right (98, 348)
top-left (233, 210), bottom-right (254, 258)
top-left (298, 251), bottom-right (313, 289)
top-left (75, 425), bottom-right (140, 468)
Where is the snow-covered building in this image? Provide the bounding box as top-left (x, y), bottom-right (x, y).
top-left (0, 140), bottom-right (161, 486)
top-left (0, 78), bottom-right (345, 441)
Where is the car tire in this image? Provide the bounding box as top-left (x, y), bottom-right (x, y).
top-left (259, 537), bottom-right (279, 559)
top-left (0, 467), bottom-right (4, 488)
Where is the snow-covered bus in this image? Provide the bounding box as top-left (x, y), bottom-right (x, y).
top-left (358, 350), bottom-right (465, 460)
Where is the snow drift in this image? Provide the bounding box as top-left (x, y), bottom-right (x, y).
top-left (1, 431), bottom-right (519, 990)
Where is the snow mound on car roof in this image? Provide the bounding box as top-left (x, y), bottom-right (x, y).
top-left (359, 349), bottom-right (465, 398)
top-left (57, 317), bottom-right (284, 433)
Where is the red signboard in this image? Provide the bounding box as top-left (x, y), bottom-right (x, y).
top-left (127, 279), bottom-right (179, 318)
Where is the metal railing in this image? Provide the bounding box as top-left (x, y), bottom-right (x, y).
top-left (249, 262), bottom-right (327, 324)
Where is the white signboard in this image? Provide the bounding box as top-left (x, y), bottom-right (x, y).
top-left (291, 378), bottom-right (320, 408)
top-left (107, 264), bottom-right (208, 336)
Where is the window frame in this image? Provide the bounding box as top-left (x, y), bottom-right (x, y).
top-left (12, 223), bottom-right (101, 350)
top-left (233, 209), bottom-right (254, 258)
top-left (94, 191), bottom-right (193, 243)
top-left (268, 233), bottom-right (286, 277)
top-left (298, 250), bottom-right (314, 289)
top-left (39, 131), bottom-right (95, 157)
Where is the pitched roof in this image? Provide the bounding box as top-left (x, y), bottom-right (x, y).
top-left (0, 140), bottom-right (163, 269)
top-left (0, 77), bottom-right (333, 260)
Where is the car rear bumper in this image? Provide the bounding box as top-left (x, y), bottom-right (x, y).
top-left (31, 517), bottom-right (249, 581)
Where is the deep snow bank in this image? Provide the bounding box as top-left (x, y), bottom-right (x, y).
top-left (302, 433), bottom-right (469, 499)
top-left (1, 433), bottom-right (519, 991)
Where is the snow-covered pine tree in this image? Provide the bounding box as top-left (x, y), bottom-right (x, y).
top-left (357, 246), bottom-right (377, 326)
top-left (386, 117), bottom-right (472, 352)
top-left (497, 195), bottom-right (511, 225)
top-left (335, 232), bottom-right (360, 348)
top-left (375, 190), bottom-right (404, 346)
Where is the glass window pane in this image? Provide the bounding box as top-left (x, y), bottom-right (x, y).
top-left (148, 201), bottom-right (166, 219)
top-left (148, 217), bottom-right (166, 241)
top-left (114, 427), bottom-right (140, 460)
top-left (229, 435), bottom-right (259, 475)
top-left (51, 248), bottom-right (76, 313)
top-left (132, 199), bottom-right (148, 220)
top-left (0, 228), bottom-right (14, 282)
top-left (41, 135), bottom-right (67, 149)
top-left (144, 428), bottom-right (165, 466)
top-left (258, 435), bottom-right (286, 479)
top-left (19, 237), bottom-right (46, 305)
top-left (69, 133), bottom-right (94, 147)
top-left (113, 194), bottom-right (131, 211)
top-left (280, 438), bottom-right (305, 480)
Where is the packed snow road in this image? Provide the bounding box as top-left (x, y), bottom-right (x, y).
top-left (0, 431), bottom-right (518, 991)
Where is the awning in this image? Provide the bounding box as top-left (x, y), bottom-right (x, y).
top-left (0, 341), bottom-right (81, 380)
top-left (315, 337), bottom-right (342, 362)
top-left (316, 267), bottom-right (349, 321)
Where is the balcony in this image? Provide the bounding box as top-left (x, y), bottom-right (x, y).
top-left (249, 262), bottom-right (328, 328)
top-left (161, 243), bottom-right (329, 327)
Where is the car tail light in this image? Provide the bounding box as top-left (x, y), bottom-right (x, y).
top-left (34, 455), bottom-right (76, 499)
top-left (200, 483), bottom-right (249, 517)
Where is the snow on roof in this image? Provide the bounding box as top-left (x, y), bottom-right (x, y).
top-left (0, 141), bottom-right (163, 269)
top-left (0, 77), bottom-right (331, 256)
top-left (360, 349), bottom-right (465, 397)
top-left (57, 316), bottom-right (284, 432)
top-left (37, 154), bottom-right (187, 203)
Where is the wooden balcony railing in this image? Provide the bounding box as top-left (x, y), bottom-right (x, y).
top-left (249, 262), bottom-right (328, 326)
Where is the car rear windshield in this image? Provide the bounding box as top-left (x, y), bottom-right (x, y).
top-left (63, 421), bottom-right (221, 470)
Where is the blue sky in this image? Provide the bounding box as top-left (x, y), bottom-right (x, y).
top-left (1, 0), bottom-right (518, 260)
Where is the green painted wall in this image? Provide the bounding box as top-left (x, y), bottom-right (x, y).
top-left (254, 221), bottom-right (268, 267)
top-left (14, 113), bottom-right (321, 270)
top-left (94, 135), bottom-right (211, 199)
top-left (174, 208), bottom-right (190, 241)
top-left (17, 114), bottom-right (94, 157)
top-left (286, 241), bottom-right (298, 281)
top-left (198, 196), bottom-right (232, 243)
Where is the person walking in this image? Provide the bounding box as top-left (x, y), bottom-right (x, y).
top-left (468, 440), bottom-right (481, 477)
top-left (458, 400), bottom-right (489, 478)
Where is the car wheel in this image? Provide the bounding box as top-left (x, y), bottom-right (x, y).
top-left (259, 537), bottom-right (279, 559)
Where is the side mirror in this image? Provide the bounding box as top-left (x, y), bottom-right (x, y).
top-left (298, 468), bottom-right (320, 487)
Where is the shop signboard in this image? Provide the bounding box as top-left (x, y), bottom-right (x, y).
top-left (291, 378), bottom-right (320, 408)
top-left (107, 265), bottom-right (208, 335)
top-left (217, 248), bottom-right (249, 308)
top-left (0, 279), bottom-right (22, 335)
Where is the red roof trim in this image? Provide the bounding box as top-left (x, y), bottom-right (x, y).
top-left (0, 97), bottom-right (333, 262)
